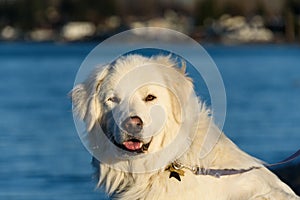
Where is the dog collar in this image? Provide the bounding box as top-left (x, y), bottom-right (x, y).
top-left (166, 161), bottom-right (261, 182)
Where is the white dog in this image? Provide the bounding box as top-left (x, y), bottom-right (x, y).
top-left (71, 54), bottom-right (299, 200)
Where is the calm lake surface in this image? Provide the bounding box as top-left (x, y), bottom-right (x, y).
top-left (0, 42), bottom-right (299, 199)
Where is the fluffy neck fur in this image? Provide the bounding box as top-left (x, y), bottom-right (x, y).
top-left (95, 105), bottom-right (263, 199)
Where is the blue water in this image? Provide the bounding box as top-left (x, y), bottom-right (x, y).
top-left (0, 43), bottom-right (299, 199)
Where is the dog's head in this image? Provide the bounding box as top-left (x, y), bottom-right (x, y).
top-left (71, 55), bottom-right (197, 157)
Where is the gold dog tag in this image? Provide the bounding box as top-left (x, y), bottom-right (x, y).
top-left (167, 164), bottom-right (185, 181)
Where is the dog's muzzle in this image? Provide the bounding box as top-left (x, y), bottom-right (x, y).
top-left (115, 116), bottom-right (151, 153)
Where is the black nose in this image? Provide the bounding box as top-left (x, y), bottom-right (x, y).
top-left (121, 116), bottom-right (143, 134)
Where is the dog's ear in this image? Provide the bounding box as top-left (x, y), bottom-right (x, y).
top-left (70, 65), bottom-right (110, 131)
top-left (166, 67), bottom-right (194, 124)
top-left (153, 56), bottom-right (195, 124)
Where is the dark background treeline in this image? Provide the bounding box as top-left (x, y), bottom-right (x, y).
top-left (1, 0), bottom-right (300, 43)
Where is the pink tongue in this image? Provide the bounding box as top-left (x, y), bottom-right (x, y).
top-left (123, 141), bottom-right (142, 151)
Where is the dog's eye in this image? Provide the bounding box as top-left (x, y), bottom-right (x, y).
top-left (107, 96), bottom-right (120, 103)
top-left (144, 94), bottom-right (157, 102)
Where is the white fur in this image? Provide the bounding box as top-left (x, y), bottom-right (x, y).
top-left (72, 55), bottom-right (299, 200)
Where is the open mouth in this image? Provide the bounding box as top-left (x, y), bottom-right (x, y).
top-left (114, 138), bottom-right (151, 153)
top-left (123, 139), bottom-right (150, 152)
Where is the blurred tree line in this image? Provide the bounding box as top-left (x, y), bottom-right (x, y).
top-left (1, 0), bottom-right (300, 42)
top-left (194, 0), bottom-right (300, 42)
top-left (0, 0), bottom-right (116, 30)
